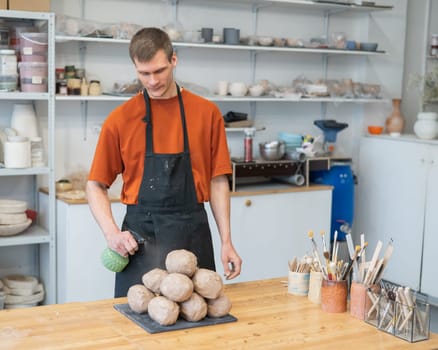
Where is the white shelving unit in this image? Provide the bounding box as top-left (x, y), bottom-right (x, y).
top-left (0, 10), bottom-right (56, 305)
top-left (54, 0), bottom-right (392, 142)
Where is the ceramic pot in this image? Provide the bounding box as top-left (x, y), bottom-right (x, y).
top-left (414, 112), bottom-right (438, 140)
top-left (385, 98), bottom-right (405, 134)
top-left (10, 103), bottom-right (38, 139)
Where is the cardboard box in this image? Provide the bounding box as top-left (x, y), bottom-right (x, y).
top-left (8, 0), bottom-right (51, 12)
top-left (0, 0), bottom-right (7, 9)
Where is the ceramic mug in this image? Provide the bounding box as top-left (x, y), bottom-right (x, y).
top-left (223, 28), bottom-right (240, 45)
top-left (201, 27), bottom-right (213, 42)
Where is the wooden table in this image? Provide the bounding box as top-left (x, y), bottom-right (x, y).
top-left (1, 278), bottom-right (437, 349)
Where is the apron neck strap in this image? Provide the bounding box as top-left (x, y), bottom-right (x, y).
top-left (143, 83), bottom-right (189, 155)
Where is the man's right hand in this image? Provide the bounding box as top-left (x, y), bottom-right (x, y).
top-left (107, 230), bottom-right (139, 257)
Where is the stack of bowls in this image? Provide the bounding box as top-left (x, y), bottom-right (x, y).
top-left (278, 132), bottom-right (303, 153)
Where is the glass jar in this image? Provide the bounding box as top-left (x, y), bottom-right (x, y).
top-left (30, 136), bottom-right (44, 167)
top-left (89, 80), bottom-right (101, 96)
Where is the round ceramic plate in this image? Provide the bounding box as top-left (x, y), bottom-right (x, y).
top-left (0, 199), bottom-right (27, 214)
top-left (0, 218), bottom-right (32, 237)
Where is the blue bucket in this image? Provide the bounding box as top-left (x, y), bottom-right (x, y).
top-left (310, 164), bottom-right (354, 241)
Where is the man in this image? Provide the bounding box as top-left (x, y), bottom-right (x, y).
top-left (86, 27), bottom-right (242, 297)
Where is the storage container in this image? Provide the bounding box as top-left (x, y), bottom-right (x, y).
top-left (0, 27), bottom-right (9, 49)
top-left (19, 32), bottom-right (48, 62)
top-left (0, 49), bottom-right (17, 74)
top-left (18, 62), bottom-right (48, 92)
top-left (0, 75), bottom-right (18, 91)
top-left (9, 26), bottom-right (39, 59)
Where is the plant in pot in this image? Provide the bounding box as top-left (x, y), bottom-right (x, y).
top-left (408, 64), bottom-right (438, 139)
top-left (408, 64), bottom-right (438, 105)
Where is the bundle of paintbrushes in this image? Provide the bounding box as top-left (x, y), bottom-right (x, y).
top-left (307, 230), bottom-right (367, 281)
top-left (345, 232), bottom-right (394, 285)
top-left (288, 254), bottom-right (314, 273)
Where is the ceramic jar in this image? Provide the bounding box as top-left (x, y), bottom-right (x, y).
top-left (10, 103), bottom-right (38, 139)
top-left (414, 112), bottom-right (438, 140)
top-left (385, 98), bottom-right (405, 135)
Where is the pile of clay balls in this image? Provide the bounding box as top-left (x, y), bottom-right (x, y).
top-left (127, 249), bottom-right (232, 326)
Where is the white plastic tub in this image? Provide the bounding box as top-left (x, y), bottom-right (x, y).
top-left (18, 62), bottom-right (48, 92)
top-left (19, 32), bottom-right (48, 62)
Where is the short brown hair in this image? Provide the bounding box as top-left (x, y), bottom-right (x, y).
top-left (129, 27), bottom-right (173, 63)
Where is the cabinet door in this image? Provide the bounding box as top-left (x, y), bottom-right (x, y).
top-left (57, 201), bottom-right (126, 303)
top-left (356, 137), bottom-right (427, 290)
top-left (420, 146), bottom-right (438, 299)
top-left (207, 189), bottom-right (331, 283)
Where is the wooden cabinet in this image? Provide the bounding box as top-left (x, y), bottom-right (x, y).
top-left (355, 136), bottom-right (438, 298)
top-left (207, 188), bottom-right (332, 283)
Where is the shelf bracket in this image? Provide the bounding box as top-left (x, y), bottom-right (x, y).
top-left (81, 100), bottom-right (88, 141)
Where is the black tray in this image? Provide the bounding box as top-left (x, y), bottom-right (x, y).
top-left (114, 303), bottom-right (237, 334)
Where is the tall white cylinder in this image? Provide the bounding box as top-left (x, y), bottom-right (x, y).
top-left (10, 103), bottom-right (38, 139)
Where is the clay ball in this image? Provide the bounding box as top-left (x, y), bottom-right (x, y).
top-left (192, 268), bottom-right (223, 299)
top-left (165, 249), bottom-right (198, 277)
top-left (179, 292), bottom-right (208, 322)
top-left (142, 268), bottom-right (168, 294)
top-left (127, 284), bottom-right (154, 314)
top-left (148, 296), bottom-right (180, 326)
top-left (160, 273), bottom-right (194, 302)
top-left (207, 293), bottom-right (232, 318)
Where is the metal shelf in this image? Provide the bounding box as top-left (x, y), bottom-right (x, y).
top-left (55, 94), bottom-right (389, 104)
top-left (0, 92), bottom-right (50, 101)
top-left (0, 225), bottom-right (50, 247)
top-left (178, 0), bottom-right (393, 13)
top-left (56, 35), bottom-right (386, 56)
top-left (0, 9), bottom-right (57, 305)
top-left (0, 167), bottom-right (50, 176)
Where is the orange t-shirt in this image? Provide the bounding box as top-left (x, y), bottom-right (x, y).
top-left (88, 89), bottom-right (232, 204)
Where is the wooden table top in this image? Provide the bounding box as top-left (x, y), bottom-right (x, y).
top-left (0, 278), bottom-right (437, 349)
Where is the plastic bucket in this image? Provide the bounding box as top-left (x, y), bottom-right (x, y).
top-left (18, 62), bottom-right (48, 92)
top-left (19, 32), bottom-right (48, 62)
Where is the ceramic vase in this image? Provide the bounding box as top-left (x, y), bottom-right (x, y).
top-left (385, 98), bottom-right (405, 134)
top-left (414, 112), bottom-right (438, 140)
top-left (10, 103), bottom-right (38, 139)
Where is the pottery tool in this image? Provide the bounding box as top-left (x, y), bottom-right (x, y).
top-left (397, 287), bottom-right (412, 331)
top-left (320, 230), bottom-right (330, 267)
top-left (360, 233), bottom-right (366, 264)
top-left (331, 230), bottom-right (338, 261)
top-left (340, 245), bottom-right (361, 280)
top-left (288, 257), bottom-right (297, 272)
top-left (345, 233), bottom-right (360, 281)
top-left (363, 240), bottom-right (383, 285)
top-left (373, 239), bottom-right (394, 284)
top-left (307, 230), bottom-right (325, 277)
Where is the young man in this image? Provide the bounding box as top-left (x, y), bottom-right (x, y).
top-left (86, 27), bottom-right (242, 297)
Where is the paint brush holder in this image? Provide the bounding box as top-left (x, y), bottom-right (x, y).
top-left (364, 287), bottom-right (380, 326)
top-left (350, 282), bottom-right (379, 321)
top-left (366, 281), bottom-right (431, 343)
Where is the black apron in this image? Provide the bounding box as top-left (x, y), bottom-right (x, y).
top-left (114, 84), bottom-right (215, 297)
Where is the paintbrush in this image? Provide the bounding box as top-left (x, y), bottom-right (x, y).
top-left (340, 245), bottom-right (360, 280)
top-left (320, 230), bottom-right (330, 267)
top-left (308, 230), bottom-right (326, 278)
top-left (332, 230), bottom-right (338, 262)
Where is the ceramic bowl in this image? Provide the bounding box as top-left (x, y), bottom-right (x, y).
top-left (368, 125), bottom-right (383, 135)
top-left (229, 82), bottom-right (248, 97)
top-left (258, 36), bottom-right (273, 46)
top-left (248, 84), bottom-right (264, 97)
top-left (360, 42), bottom-right (378, 51)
